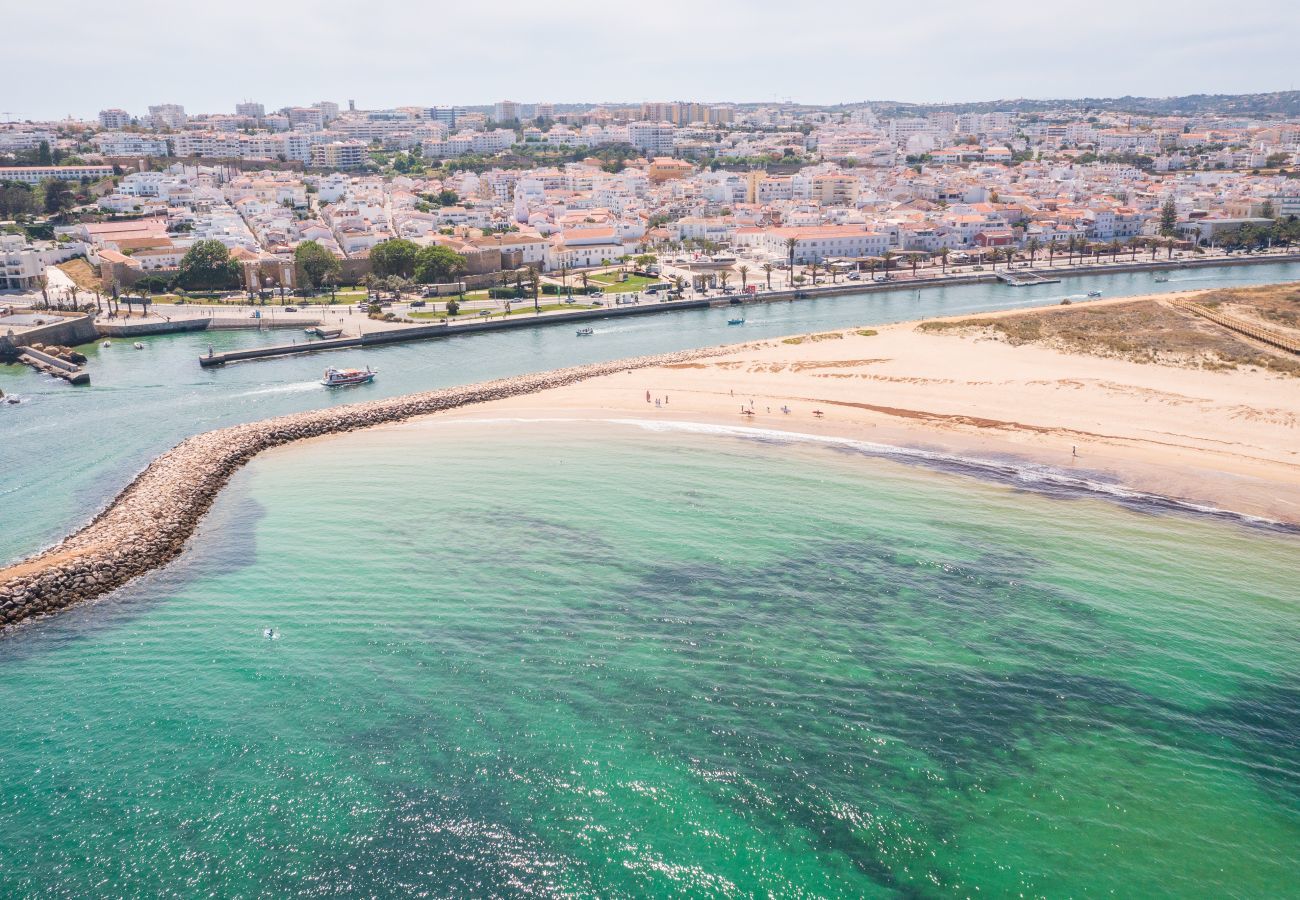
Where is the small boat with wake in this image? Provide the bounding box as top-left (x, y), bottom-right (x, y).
top-left (1153, 274), bottom-right (1169, 283)
top-left (1087, 290), bottom-right (1103, 298)
top-left (727, 316), bottom-right (745, 326)
top-left (321, 366), bottom-right (376, 387)
top-left (133, 341), bottom-right (145, 350)
top-left (576, 327), bottom-right (594, 336)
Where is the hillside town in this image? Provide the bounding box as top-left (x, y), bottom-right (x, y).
top-left (4, 97), bottom-right (1300, 294)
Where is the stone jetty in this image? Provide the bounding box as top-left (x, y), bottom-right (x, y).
top-left (0, 346), bottom-right (725, 630)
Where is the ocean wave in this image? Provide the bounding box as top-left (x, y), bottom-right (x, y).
top-left (599, 418), bottom-right (1298, 534)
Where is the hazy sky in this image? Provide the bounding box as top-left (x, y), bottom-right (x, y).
top-left (8, 0), bottom-right (1298, 120)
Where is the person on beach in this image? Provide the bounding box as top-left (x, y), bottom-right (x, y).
top-left (646, 390), bottom-right (651, 403)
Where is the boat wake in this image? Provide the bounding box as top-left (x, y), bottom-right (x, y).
top-left (235, 381), bottom-right (322, 397)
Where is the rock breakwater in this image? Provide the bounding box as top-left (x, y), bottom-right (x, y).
top-left (0, 347), bottom-right (723, 630)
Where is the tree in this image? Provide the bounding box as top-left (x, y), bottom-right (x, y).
top-left (761, 263), bottom-right (773, 290)
top-left (738, 264), bottom-right (750, 290)
top-left (177, 240), bottom-right (241, 290)
top-left (1159, 199), bottom-right (1178, 237)
top-left (784, 236), bottom-right (798, 274)
top-left (42, 179), bottom-right (73, 215)
top-left (1026, 237), bottom-right (1040, 265)
top-left (1260, 199), bottom-right (1276, 220)
top-left (413, 244), bottom-right (466, 284)
top-left (938, 247), bottom-right (950, 273)
top-left (294, 240), bottom-right (340, 292)
top-left (37, 141), bottom-right (52, 166)
top-left (369, 238), bottom-right (420, 278)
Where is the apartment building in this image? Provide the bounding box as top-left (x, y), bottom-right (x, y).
top-left (235, 102), bottom-right (265, 119)
top-left (94, 133), bottom-right (170, 157)
top-left (98, 108), bottom-right (132, 128)
top-left (0, 165), bottom-right (113, 185)
top-left (309, 141), bottom-right (368, 170)
top-left (629, 121), bottom-right (676, 156)
top-left (493, 100), bottom-right (520, 123)
top-left (148, 104), bottom-right (187, 129)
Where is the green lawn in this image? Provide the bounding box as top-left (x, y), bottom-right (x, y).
top-left (587, 273), bottom-right (658, 293)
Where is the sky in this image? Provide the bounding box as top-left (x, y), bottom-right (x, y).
top-left (7, 0), bottom-right (1298, 120)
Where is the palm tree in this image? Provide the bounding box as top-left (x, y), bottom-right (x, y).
top-left (672, 274), bottom-right (685, 295)
top-left (1109, 239), bottom-right (1122, 262)
top-left (938, 247), bottom-right (950, 274)
top-left (1047, 241), bottom-right (1055, 267)
top-left (559, 263), bottom-right (570, 298)
top-left (1129, 238), bottom-right (1141, 262)
top-left (761, 263), bottom-right (773, 290)
top-left (784, 236), bottom-right (798, 276)
top-left (881, 250), bottom-right (894, 276)
top-left (807, 262), bottom-right (819, 286)
top-left (522, 265), bottom-right (540, 312)
top-left (909, 255), bottom-right (919, 278)
top-left (719, 271), bottom-right (732, 291)
top-left (738, 264), bottom-right (750, 291)
top-left (579, 271), bottom-right (590, 293)
top-left (1026, 237), bottom-right (1040, 265)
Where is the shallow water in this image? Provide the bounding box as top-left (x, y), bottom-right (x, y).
top-left (2, 261), bottom-right (1298, 566)
top-left (1, 421), bottom-right (1295, 897)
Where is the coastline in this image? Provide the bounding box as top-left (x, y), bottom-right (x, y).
top-left (4, 286), bottom-right (1298, 630)
top-left (0, 346), bottom-right (729, 630)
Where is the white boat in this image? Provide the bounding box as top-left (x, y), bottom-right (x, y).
top-left (321, 366), bottom-right (376, 386)
top-left (100, 340), bottom-right (111, 348)
top-left (576, 327), bottom-right (594, 336)
top-left (1153, 275), bottom-right (1169, 283)
top-left (133, 342), bottom-right (145, 350)
top-left (1087, 290), bottom-right (1103, 298)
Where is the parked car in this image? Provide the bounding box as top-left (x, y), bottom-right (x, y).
top-left (284, 306), bottom-right (298, 312)
top-left (847, 273), bottom-right (861, 281)
top-left (409, 300), bottom-right (426, 307)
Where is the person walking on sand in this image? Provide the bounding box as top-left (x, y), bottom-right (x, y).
top-left (1072, 445), bottom-right (1078, 458)
top-left (646, 390), bottom-right (651, 403)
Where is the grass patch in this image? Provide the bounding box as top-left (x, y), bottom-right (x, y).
top-left (855, 329), bottom-right (878, 337)
top-left (782, 332), bottom-right (846, 345)
top-left (55, 259), bottom-right (101, 292)
top-left (919, 294), bottom-right (1300, 376)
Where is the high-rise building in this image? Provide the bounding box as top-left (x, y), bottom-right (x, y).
top-left (493, 100), bottom-right (520, 123)
top-left (98, 108), bottom-right (132, 128)
top-left (429, 106), bottom-right (463, 128)
top-left (310, 140), bottom-right (368, 169)
top-left (288, 107), bottom-right (326, 129)
top-left (147, 104), bottom-right (187, 129)
top-left (533, 102), bottom-right (555, 122)
top-left (314, 101), bottom-right (340, 122)
top-left (235, 101), bottom-right (265, 119)
top-left (628, 121), bottom-right (676, 156)
top-left (706, 106), bottom-right (735, 125)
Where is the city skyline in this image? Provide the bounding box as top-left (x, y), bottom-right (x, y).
top-left (7, 0), bottom-right (1298, 120)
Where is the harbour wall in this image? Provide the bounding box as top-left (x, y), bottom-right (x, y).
top-left (0, 313), bottom-right (99, 360)
top-left (0, 345), bottom-right (728, 631)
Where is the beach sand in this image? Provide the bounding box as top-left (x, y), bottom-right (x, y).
top-left (425, 295), bottom-right (1300, 526)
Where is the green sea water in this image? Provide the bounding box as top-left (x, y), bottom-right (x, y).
top-left (1, 421), bottom-right (1297, 897)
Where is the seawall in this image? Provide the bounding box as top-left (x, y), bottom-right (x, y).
top-left (0, 345), bottom-right (728, 630)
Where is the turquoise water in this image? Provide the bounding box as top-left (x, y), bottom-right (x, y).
top-left (3, 262), bottom-right (1299, 566)
top-left (1, 421), bottom-right (1296, 897)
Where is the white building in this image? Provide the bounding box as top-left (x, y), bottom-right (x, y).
top-left (628, 121), bottom-right (676, 156)
top-left (148, 104), bottom-right (187, 129)
top-left (98, 108), bottom-right (132, 128)
top-left (94, 133), bottom-right (170, 157)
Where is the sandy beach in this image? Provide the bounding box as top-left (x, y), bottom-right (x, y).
top-left (432, 292), bottom-right (1300, 526)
